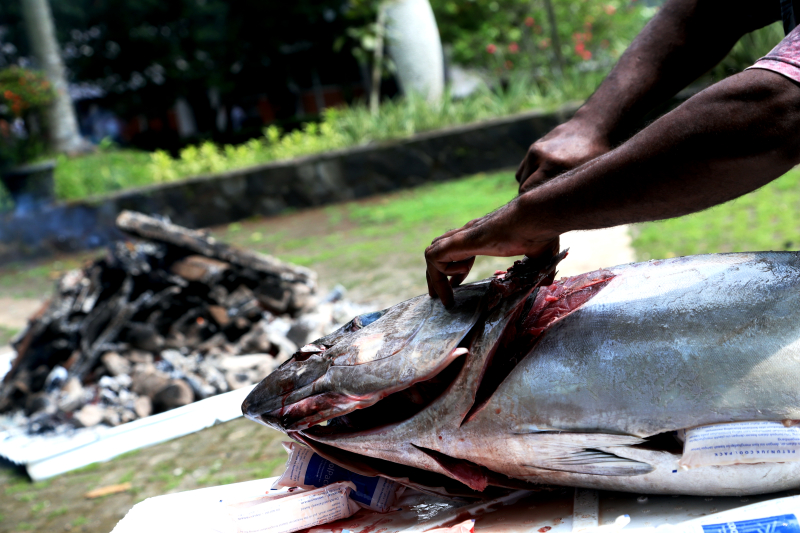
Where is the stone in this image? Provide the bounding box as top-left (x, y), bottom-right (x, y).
top-left (133, 395), bottom-right (152, 418)
top-left (101, 352), bottom-right (132, 377)
top-left (225, 372), bottom-right (253, 390)
top-left (57, 377), bottom-right (86, 412)
top-left (128, 350), bottom-right (154, 364)
top-left (170, 255), bottom-right (230, 284)
top-left (152, 380), bottom-right (194, 413)
top-left (131, 368), bottom-right (171, 398)
top-left (73, 404), bottom-right (104, 427)
top-left (102, 408), bottom-right (122, 426)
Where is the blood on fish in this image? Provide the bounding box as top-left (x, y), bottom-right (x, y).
top-left (465, 268), bottom-right (615, 424)
top-left (522, 270), bottom-right (615, 337)
top-left (539, 527), bottom-right (552, 532)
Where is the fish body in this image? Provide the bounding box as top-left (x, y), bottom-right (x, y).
top-left (244, 252), bottom-right (800, 496)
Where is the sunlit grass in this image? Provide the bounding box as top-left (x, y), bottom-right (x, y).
top-left (632, 166), bottom-right (800, 259)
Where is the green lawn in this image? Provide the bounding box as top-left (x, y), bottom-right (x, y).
top-left (632, 166), bottom-right (800, 260)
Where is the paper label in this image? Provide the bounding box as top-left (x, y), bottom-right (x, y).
top-left (701, 514), bottom-right (800, 533)
top-left (228, 482), bottom-right (359, 533)
top-left (681, 421), bottom-right (800, 468)
top-left (274, 442), bottom-right (400, 512)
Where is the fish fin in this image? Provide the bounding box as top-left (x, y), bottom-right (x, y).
top-left (528, 449), bottom-right (654, 476)
top-left (510, 432), bottom-right (653, 476)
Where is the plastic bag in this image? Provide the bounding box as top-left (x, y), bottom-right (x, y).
top-left (680, 421), bottom-right (800, 468)
top-left (226, 481), bottom-right (360, 533)
top-left (274, 442), bottom-right (403, 512)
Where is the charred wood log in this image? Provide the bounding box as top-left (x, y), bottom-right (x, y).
top-left (0, 210), bottom-right (333, 426)
top-left (116, 211), bottom-right (316, 315)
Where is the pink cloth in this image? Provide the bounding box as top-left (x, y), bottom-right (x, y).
top-left (748, 25), bottom-right (800, 83)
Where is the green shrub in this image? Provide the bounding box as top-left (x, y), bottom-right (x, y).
top-left (146, 72), bottom-right (602, 183)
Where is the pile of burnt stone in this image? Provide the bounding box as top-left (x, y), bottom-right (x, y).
top-left (0, 211), bottom-right (361, 432)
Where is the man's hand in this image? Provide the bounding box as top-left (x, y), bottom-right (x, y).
top-left (515, 118), bottom-right (610, 194)
top-left (425, 199), bottom-right (560, 308)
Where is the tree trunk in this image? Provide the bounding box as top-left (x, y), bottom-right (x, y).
top-left (20, 0), bottom-right (86, 154)
top-left (370, 3), bottom-right (387, 116)
top-left (542, 0), bottom-right (565, 76)
top-left (384, 0), bottom-right (444, 103)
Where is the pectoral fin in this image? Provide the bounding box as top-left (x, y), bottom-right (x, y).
top-left (505, 431), bottom-right (654, 477)
top-left (529, 448), bottom-right (654, 476)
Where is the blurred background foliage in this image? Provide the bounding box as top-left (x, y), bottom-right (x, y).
top-left (0, 0), bottom-right (788, 200)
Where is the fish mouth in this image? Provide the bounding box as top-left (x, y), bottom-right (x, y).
top-left (243, 345), bottom-right (470, 432)
top-left (304, 347), bottom-right (469, 437)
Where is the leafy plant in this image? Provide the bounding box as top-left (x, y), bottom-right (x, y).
top-left (432, 0), bottom-right (654, 77)
top-left (711, 22), bottom-right (783, 79)
top-left (142, 72), bottom-right (601, 183)
top-left (0, 66), bottom-right (55, 169)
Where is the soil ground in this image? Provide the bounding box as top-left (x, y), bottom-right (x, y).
top-left (0, 171), bottom-right (634, 533)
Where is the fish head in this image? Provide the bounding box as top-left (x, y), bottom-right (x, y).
top-left (242, 283), bottom-right (488, 432)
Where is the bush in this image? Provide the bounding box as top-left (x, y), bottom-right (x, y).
top-left (431, 0), bottom-right (655, 77)
top-left (145, 72), bottom-right (602, 183)
top-left (0, 66), bottom-right (55, 169)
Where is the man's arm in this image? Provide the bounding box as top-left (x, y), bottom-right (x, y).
top-left (428, 69), bottom-right (800, 307)
top-left (516, 0), bottom-right (780, 193)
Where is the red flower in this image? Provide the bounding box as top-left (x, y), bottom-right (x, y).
top-left (508, 42), bottom-right (519, 53)
top-left (504, 60), bottom-right (514, 69)
top-left (486, 43), bottom-right (497, 54)
top-left (524, 16), bottom-right (535, 27)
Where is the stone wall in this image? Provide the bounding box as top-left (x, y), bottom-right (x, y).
top-left (0, 104), bottom-right (578, 263)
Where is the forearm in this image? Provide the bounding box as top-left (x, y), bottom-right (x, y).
top-left (524, 70), bottom-right (800, 236)
top-left (576, 0), bottom-right (779, 145)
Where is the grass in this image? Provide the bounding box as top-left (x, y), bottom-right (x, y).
top-left (632, 166), bottom-right (800, 260)
top-left (213, 170), bottom-right (521, 306)
top-left (0, 325), bottom-right (19, 346)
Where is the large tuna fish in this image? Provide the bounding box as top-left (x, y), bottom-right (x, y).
top-left (243, 252), bottom-right (800, 497)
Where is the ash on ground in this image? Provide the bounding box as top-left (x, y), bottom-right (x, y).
top-left (0, 212), bottom-right (371, 434)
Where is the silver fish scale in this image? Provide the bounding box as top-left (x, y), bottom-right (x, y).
top-left (488, 252), bottom-right (800, 438)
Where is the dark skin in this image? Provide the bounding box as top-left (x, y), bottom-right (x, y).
top-left (426, 0), bottom-right (800, 308)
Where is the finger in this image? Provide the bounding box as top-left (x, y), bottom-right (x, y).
top-left (438, 257), bottom-right (475, 275)
top-left (426, 259), bottom-right (454, 308)
top-left (430, 219), bottom-right (481, 246)
top-left (426, 270), bottom-right (437, 298)
top-left (449, 272), bottom-right (469, 287)
top-left (524, 237), bottom-right (561, 273)
top-left (448, 257), bottom-right (475, 287)
top-left (519, 167), bottom-right (550, 195)
top-left (515, 158), bottom-right (525, 183)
